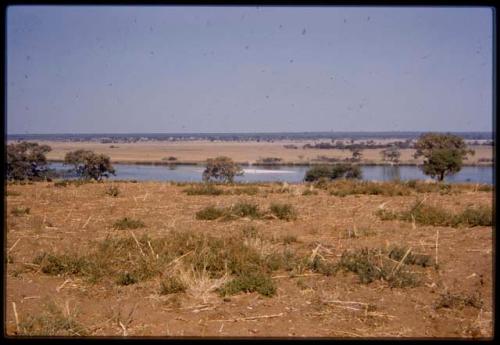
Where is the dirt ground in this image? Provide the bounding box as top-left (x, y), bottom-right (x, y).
top-left (4, 181), bottom-right (493, 338)
top-left (15, 140), bottom-right (493, 165)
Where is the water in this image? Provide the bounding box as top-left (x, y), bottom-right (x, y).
top-left (49, 163), bottom-right (493, 184)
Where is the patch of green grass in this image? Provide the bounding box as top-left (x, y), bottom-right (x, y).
top-left (184, 184), bottom-right (224, 196)
top-left (218, 271), bottom-right (276, 297)
top-left (11, 206), bottom-right (30, 216)
top-left (329, 180), bottom-right (411, 197)
top-left (159, 276), bottom-right (187, 295)
top-left (113, 217), bottom-right (145, 229)
top-left (453, 205), bottom-right (493, 227)
top-left (269, 203), bottom-right (297, 221)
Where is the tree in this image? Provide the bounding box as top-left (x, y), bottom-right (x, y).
top-left (413, 133), bottom-right (474, 181)
top-left (202, 156), bottom-right (243, 183)
top-left (6, 142), bottom-right (52, 181)
top-left (380, 145), bottom-right (401, 164)
top-left (304, 164), bottom-right (362, 182)
top-left (64, 149), bottom-right (115, 180)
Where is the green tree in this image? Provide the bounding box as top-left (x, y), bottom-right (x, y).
top-left (380, 145), bottom-right (401, 164)
top-left (413, 133), bottom-right (474, 181)
top-left (64, 150), bottom-right (115, 181)
top-left (6, 142), bottom-right (52, 181)
top-left (202, 156), bottom-right (243, 183)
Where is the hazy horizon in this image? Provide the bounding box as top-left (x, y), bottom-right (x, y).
top-left (7, 6), bottom-right (493, 134)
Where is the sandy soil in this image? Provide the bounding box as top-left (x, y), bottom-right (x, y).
top-left (18, 140), bottom-right (493, 165)
top-left (5, 181), bottom-right (493, 338)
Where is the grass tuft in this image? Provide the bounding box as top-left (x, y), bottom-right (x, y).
top-left (11, 206), bottom-right (30, 216)
top-left (269, 203), bottom-right (297, 221)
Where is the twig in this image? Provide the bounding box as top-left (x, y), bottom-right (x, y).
top-left (209, 312), bottom-right (284, 322)
top-left (82, 216), bottom-right (92, 229)
top-left (164, 250), bottom-right (193, 269)
top-left (271, 273), bottom-right (323, 279)
top-left (390, 247), bottom-right (412, 276)
top-left (8, 238), bottom-right (21, 254)
top-left (147, 241), bottom-right (158, 259)
top-left (12, 302), bottom-right (20, 334)
top-left (129, 231), bottom-right (146, 257)
top-left (118, 321), bottom-right (128, 336)
top-left (56, 279), bottom-right (72, 292)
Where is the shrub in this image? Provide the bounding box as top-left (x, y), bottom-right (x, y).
top-left (269, 203), bottom-right (297, 221)
top-left (231, 186), bottom-right (260, 195)
top-left (453, 206), bottom-right (493, 227)
top-left (230, 202), bottom-right (261, 219)
top-left (33, 253), bottom-right (90, 276)
top-left (113, 217), bottom-right (145, 229)
top-left (195, 206), bottom-right (226, 220)
top-left (159, 276), bottom-right (186, 294)
top-left (218, 271), bottom-right (276, 297)
top-left (11, 206), bottom-right (30, 216)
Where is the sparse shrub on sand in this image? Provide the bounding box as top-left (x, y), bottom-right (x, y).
top-left (434, 291), bottom-right (483, 310)
top-left (195, 206), bottom-right (227, 220)
top-left (218, 271), bottom-right (276, 297)
top-left (159, 276), bottom-right (187, 295)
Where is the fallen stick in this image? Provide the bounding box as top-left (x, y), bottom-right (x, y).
top-left (12, 302), bottom-right (20, 333)
top-left (56, 279), bottom-right (72, 292)
top-left (8, 238), bottom-right (21, 254)
top-left (271, 273), bottom-right (323, 279)
top-left (209, 312), bottom-right (284, 322)
top-left (118, 321), bottom-right (128, 336)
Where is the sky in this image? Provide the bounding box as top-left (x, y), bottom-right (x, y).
top-left (6, 6), bottom-right (493, 134)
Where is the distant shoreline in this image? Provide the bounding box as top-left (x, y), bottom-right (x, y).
top-left (47, 159), bottom-right (493, 167)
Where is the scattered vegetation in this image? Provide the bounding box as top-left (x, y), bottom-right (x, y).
top-left (196, 202), bottom-right (297, 221)
top-left (377, 201), bottom-right (493, 227)
top-left (113, 217), bottom-right (145, 229)
top-left (195, 206), bottom-right (227, 220)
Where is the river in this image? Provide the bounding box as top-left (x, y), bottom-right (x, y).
top-left (48, 163), bottom-right (493, 184)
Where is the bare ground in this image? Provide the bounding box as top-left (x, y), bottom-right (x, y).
top-left (4, 181), bottom-right (493, 338)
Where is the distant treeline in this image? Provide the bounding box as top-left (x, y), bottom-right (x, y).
top-left (7, 131), bottom-right (493, 143)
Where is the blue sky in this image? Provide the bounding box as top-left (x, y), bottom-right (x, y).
top-left (6, 6), bottom-right (493, 134)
